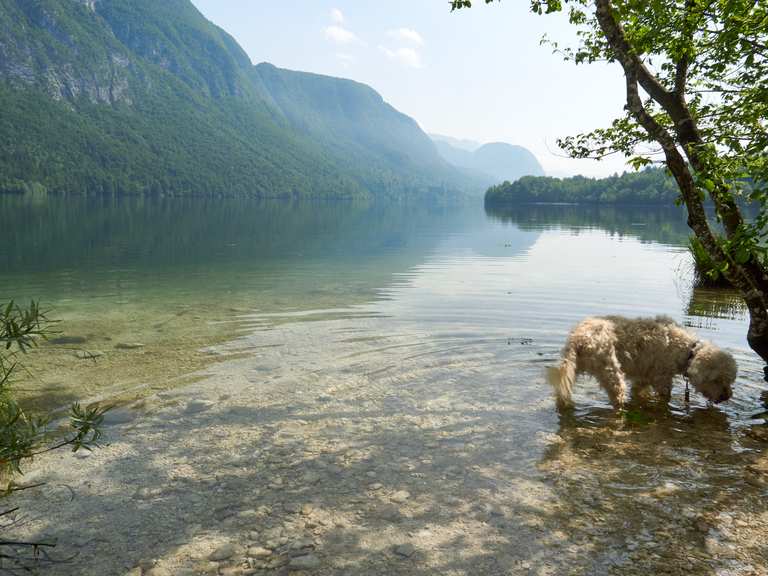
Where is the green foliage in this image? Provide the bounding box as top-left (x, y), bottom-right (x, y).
top-left (687, 236), bottom-right (731, 288)
top-left (485, 167), bottom-right (680, 205)
top-left (0, 302), bottom-right (105, 481)
top-left (454, 1), bottom-right (768, 336)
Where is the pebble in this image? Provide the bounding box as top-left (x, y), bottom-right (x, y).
top-left (115, 342), bottom-right (145, 350)
top-left (368, 483), bottom-right (383, 491)
top-left (50, 336), bottom-right (88, 345)
top-left (133, 487), bottom-right (162, 500)
top-left (694, 519), bottom-right (710, 533)
top-left (220, 568), bottom-right (253, 576)
top-left (247, 546), bottom-right (272, 558)
top-left (208, 543), bottom-right (239, 562)
top-left (74, 350), bottom-right (104, 360)
top-left (290, 538), bottom-right (314, 552)
top-left (237, 509), bottom-right (259, 519)
top-left (391, 490), bottom-right (410, 503)
top-left (185, 400), bottom-right (214, 414)
top-left (288, 554), bottom-right (321, 570)
top-left (302, 472), bottom-right (322, 485)
top-left (394, 544), bottom-right (416, 558)
top-left (705, 537), bottom-right (738, 559)
top-left (262, 527), bottom-right (283, 540)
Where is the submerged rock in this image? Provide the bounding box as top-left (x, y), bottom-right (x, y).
top-left (50, 335), bottom-right (87, 345)
top-left (115, 342), bottom-right (145, 350)
top-left (184, 400), bottom-right (214, 414)
top-left (288, 554), bottom-right (320, 570)
top-left (394, 544), bottom-right (416, 558)
top-left (391, 490), bottom-right (410, 503)
top-left (208, 543), bottom-right (239, 562)
top-left (247, 546), bottom-right (272, 558)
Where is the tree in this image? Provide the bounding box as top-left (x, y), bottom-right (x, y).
top-left (452, 0), bottom-right (768, 374)
top-left (1, 301), bottom-right (106, 571)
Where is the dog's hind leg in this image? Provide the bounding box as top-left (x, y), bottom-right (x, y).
top-left (593, 351), bottom-right (628, 409)
top-left (548, 344), bottom-right (578, 410)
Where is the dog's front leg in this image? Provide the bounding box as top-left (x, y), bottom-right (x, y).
top-left (651, 377), bottom-right (673, 404)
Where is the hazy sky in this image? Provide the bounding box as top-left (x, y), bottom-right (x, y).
top-left (191, 0), bottom-right (630, 177)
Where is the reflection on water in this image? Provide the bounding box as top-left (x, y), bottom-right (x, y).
top-left (687, 286), bottom-right (748, 323)
top-left (0, 195), bottom-right (763, 410)
top-left (4, 196), bottom-right (768, 575)
top-left (485, 203), bottom-right (694, 246)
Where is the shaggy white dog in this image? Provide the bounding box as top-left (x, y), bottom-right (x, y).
top-left (547, 315), bottom-right (737, 409)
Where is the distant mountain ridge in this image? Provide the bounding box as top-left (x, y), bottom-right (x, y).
top-left (0, 0), bottom-right (469, 198)
top-left (431, 134), bottom-right (545, 186)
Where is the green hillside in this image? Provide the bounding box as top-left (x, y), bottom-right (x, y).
top-left (0, 0), bottom-right (466, 199)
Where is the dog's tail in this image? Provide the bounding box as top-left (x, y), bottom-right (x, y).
top-left (547, 345), bottom-right (577, 410)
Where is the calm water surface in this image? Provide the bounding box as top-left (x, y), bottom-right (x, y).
top-left (4, 196), bottom-right (768, 575)
top-left (0, 196), bottom-right (761, 415)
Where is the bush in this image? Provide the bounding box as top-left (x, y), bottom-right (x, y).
top-left (688, 236), bottom-right (732, 288)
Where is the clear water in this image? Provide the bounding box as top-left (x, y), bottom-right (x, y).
top-left (1, 196), bottom-right (761, 415)
top-left (4, 196), bottom-right (768, 575)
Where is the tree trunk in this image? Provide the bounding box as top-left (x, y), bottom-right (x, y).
top-left (594, 0), bottom-right (768, 371)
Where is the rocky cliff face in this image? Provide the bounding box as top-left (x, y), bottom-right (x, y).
top-left (0, 0), bottom-right (132, 103)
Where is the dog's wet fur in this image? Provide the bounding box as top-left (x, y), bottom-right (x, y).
top-left (547, 315), bottom-right (737, 410)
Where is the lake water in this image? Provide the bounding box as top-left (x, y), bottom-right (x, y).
top-left (1, 196), bottom-right (762, 414)
top-left (3, 196), bottom-right (767, 575)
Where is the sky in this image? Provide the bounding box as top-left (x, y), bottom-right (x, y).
top-left (190, 0), bottom-right (630, 177)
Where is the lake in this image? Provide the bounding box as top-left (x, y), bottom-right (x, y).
top-left (2, 196), bottom-right (767, 575)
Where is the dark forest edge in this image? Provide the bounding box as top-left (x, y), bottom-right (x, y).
top-left (485, 167), bottom-right (683, 205)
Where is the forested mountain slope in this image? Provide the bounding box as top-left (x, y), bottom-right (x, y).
top-left (0, 0), bottom-right (466, 198)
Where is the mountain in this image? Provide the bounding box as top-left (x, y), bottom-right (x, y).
top-left (430, 134), bottom-right (481, 152)
top-left (431, 136), bottom-right (545, 185)
top-left (0, 0), bottom-right (467, 199)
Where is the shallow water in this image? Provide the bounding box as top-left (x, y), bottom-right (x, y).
top-left (2, 196), bottom-right (767, 575)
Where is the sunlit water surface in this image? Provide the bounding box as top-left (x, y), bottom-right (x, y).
top-left (2, 196), bottom-right (767, 575)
